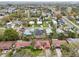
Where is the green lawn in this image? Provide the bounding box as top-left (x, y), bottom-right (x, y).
top-left (0, 28), bottom-right (5, 35)
top-left (61, 42), bottom-right (79, 57)
top-left (12, 47), bottom-right (43, 57)
top-left (0, 49), bottom-right (2, 56)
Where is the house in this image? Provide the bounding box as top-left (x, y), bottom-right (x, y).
top-left (0, 41), bottom-right (15, 50)
top-left (29, 21), bottom-right (34, 25)
top-left (0, 13), bottom-right (5, 16)
top-left (53, 39), bottom-right (61, 48)
top-left (34, 40), bottom-right (51, 49)
top-left (34, 28), bottom-right (46, 38)
top-left (37, 18), bottom-right (42, 25)
top-left (76, 16), bottom-right (79, 24)
top-left (67, 38), bottom-right (79, 43)
top-left (76, 21), bottom-right (79, 25)
top-left (52, 19), bottom-right (57, 26)
top-left (23, 28), bottom-right (35, 35)
top-left (67, 16), bottom-right (75, 20)
top-left (6, 21), bottom-right (15, 28)
top-left (57, 19), bottom-right (65, 25)
top-left (24, 29), bottom-right (32, 36)
top-left (15, 41), bottom-right (31, 48)
top-left (56, 28), bottom-right (64, 34)
top-left (43, 40), bottom-right (51, 49)
top-left (14, 20), bottom-right (22, 25)
top-left (37, 21), bottom-right (42, 25)
top-left (42, 12), bottom-right (46, 16)
top-left (6, 7), bottom-right (16, 13)
top-left (23, 28), bottom-right (34, 36)
top-left (52, 16), bottom-right (57, 20)
top-left (34, 40), bottom-right (42, 49)
top-left (46, 28), bottom-right (52, 35)
top-left (34, 28), bottom-right (44, 35)
top-left (19, 26), bottom-right (25, 32)
top-left (76, 16), bottom-right (79, 20)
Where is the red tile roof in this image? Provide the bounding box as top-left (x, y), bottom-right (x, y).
top-left (43, 41), bottom-right (51, 49)
top-left (0, 41), bottom-right (15, 50)
top-left (55, 40), bottom-right (61, 47)
top-left (15, 42), bottom-right (31, 48)
top-left (34, 40), bottom-right (51, 49)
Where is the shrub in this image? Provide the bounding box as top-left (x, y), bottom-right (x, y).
top-left (58, 33), bottom-right (66, 40)
top-left (61, 44), bottom-right (78, 57)
top-left (68, 31), bottom-right (76, 38)
top-left (61, 45), bottom-right (70, 52)
top-left (6, 50), bottom-right (13, 57)
top-left (3, 28), bottom-right (19, 41)
top-left (0, 35), bottom-right (4, 41)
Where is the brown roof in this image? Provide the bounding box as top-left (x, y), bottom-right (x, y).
top-left (34, 40), bottom-right (51, 49)
top-left (0, 41), bottom-right (15, 50)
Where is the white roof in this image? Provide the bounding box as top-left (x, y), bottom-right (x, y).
top-left (76, 16), bottom-right (79, 19)
top-left (52, 19), bottom-right (57, 25)
top-left (76, 21), bottom-right (79, 24)
top-left (29, 21), bottom-right (34, 24)
top-left (56, 28), bottom-right (64, 33)
top-left (7, 22), bottom-right (12, 25)
top-left (37, 21), bottom-right (42, 24)
top-left (46, 28), bottom-right (52, 34)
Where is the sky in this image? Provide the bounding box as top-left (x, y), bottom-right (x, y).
top-left (0, 0), bottom-right (79, 2)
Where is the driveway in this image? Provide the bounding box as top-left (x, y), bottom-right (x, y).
top-left (55, 48), bottom-right (62, 57)
top-left (45, 49), bottom-right (51, 57)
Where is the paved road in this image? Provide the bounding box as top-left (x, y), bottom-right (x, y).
top-left (1, 50), bottom-right (8, 57)
top-left (45, 49), bottom-right (51, 57)
top-left (1, 50), bottom-right (12, 57)
top-left (67, 38), bottom-right (79, 43)
top-left (55, 48), bottom-right (62, 57)
top-left (62, 16), bottom-right (79, 29)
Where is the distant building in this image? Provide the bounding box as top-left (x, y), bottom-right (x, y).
top-left (46, 28), bottom-right (52, 35)
top-left (37, 18), bottom-right (42, 24)
top-left (29, 21), bottom-right (34, 25)
top-left (6, 21), bottom-right (15, 28)
top-left (67, 7), bottom-right (72, 13)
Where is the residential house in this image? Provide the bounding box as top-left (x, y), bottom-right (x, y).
top-left (34, 28), bottom-right (45, 35)
top-left (34, 40), bottom-right (51, 49)
top-left (56, 28), bottom-right (64, 34)
top-left (15, 41), bottom-right (31, 48)
top-left (46, 28), bottom-right (52, 35)
top-left (37, 18), bottom-right (42, 25)
top-left (23, 28), bottom-right (34, 36)
top-left (67, 38), bottom-right (79, 43)
top-left (6, 21), bottom-right (15, 28)
top-left (6, 7), bottom-right (16, 13)
top-left (14, 20), bottom-right (22, 25)
top-left (53, 39), bottom-right (61, 48)
top-left (75, 16), bottom-right (79, 24)
top-left (0, 13), bottom-right (5, 16)
top-left (0, 41), bottom-right (15, 50)
top-left (52, 19), bottom-right (57, 28)
top-left (57, 19), bottom-right (65, 26)
top-left (29, 21), bottom-right (34, 25)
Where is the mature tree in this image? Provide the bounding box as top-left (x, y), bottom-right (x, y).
top-left (3, 28), bottom-right (19, 41)
top-left (68, 31), bottom-right (76, 38)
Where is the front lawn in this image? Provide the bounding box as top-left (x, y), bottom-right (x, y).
top-left (61, 42), bottom-right (79, 57)
top-left (12, 47), bottom-right (43, 57)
